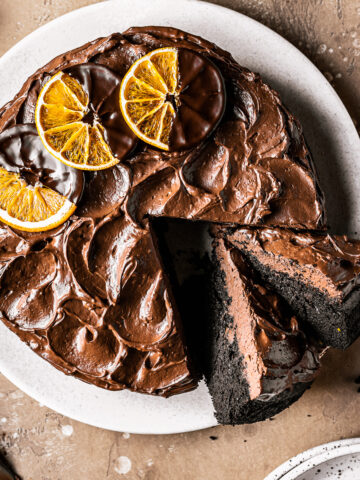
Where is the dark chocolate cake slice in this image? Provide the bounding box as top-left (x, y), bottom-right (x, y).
top-left (223, 228), bottom-right (360, 349)
top-left (205, 235), bottom-right (320, 424)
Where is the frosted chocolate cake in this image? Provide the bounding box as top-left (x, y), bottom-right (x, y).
top-left (0, 26), bottom-right (345, 424)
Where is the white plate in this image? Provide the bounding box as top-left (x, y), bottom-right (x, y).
top-left (265, 438), bottom-right (360, 480)
top-left (0, 0), bottom-right (359, 434)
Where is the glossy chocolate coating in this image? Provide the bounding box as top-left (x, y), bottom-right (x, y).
top-left (0, 124), bottom-right (84, 203)
top-left (65, 63), bottom-right (138, 159)
top-left (0, 27), bottom-right (327, 396)
top-left (168, 48), bottom-right (226, 151)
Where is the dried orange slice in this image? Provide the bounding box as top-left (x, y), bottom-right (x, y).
top-left (0, 125), bottom-right (84, 232)
top-left (120, 48), bottom-right (177, 151)
top-left (120, 47), bottom-right (226, 152)
top-left (35, 70), bottom-right (119, 171)
top-left (0, 167), bottom-right (75, 232)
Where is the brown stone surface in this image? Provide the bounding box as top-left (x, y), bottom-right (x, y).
top-left (0, 1), bottom-right (359, 479)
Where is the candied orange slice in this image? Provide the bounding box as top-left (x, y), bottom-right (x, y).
top-left (119, 48), bottom-right (178, 150)
top-left (0, 167), bottom-right (75, 232)
top-left (35, 71), bottom-right (118, 170)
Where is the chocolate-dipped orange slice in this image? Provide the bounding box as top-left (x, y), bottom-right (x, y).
top-left (35, 64), bottom-right (138, 170)
top-left (0, 125), bottom-right (84, 232)
top-left (120, 47), bottom-right (226, 151)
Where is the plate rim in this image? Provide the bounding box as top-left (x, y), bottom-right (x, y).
top-left (264, 438), bottom-right (360, 480)
top-left (0, 0), bottom-right (358, 435)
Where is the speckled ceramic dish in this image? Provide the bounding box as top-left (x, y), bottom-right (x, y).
top-left (264, 438), bottom-right (360, 479)
top-left (0, 0), bottom-right (359, 434)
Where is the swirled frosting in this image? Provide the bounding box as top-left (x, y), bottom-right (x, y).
top-left (0, 27), bottom-right (326, 396)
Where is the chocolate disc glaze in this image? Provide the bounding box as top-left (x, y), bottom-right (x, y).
top-left (168, 48), bottom-right (226, 151)
top-left (65, 63), bottom-right (138, 160)
top-left (0, 124), bottom-right (84, 204)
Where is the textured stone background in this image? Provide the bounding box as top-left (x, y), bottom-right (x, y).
top-left (0, 1), bottom-right (360, 479)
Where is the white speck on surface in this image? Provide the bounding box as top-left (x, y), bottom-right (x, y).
top-left (353, 38), bottom-right (360, 49)
top-left (168, 445), bottom-right (175, 453)
top-left (335, 73), bottom-right (342, 79)
top-left (1, 417), bottom-right (7, 423)
top-left (328, 47), bottom-right (334, 53)
top-left (343, 56), bottom-right (348, 62)
top-left (114, 456), bottom-right (132, 475)
top-left (29, 340), bottom-right (38, 349)
top-left (61, 424), bottom-right (73, 437)
top-left (317, 43), bottom-right (327, 54)
top-left (146, 459), bottom-right (154, 467)
top-left (122, 432), bottom-right (130, 439)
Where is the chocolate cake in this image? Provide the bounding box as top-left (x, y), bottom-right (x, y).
top-left (223, 228), bottom-right (360, 349)
top-left (6, 22), bottom-right (358, 430)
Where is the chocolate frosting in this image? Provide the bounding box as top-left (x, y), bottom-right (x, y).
top-left (0, 124), bottom-right (84, 203)
top-left (214, 237), bottom-right (319, 400)
top-left (225, 228), bottom-right (360, 298)
top-left (0, 214), bottom-right (195, 396)
top-left (0, 27), bottom-right (327, 396)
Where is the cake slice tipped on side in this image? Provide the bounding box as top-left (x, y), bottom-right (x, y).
top-left (206, 236), bottom-right (320, 425)
top-left (224, 228), bottom-right (360, 349)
